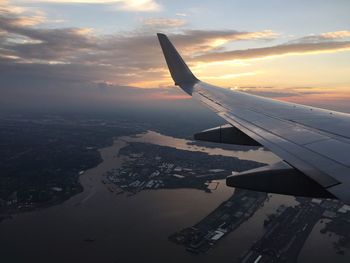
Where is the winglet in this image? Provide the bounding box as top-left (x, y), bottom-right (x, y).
top-left (157, 33), bottom-right (198, 86)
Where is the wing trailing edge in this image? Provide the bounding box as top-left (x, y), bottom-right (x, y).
top-left (227, 162), bottom-right (335, 198)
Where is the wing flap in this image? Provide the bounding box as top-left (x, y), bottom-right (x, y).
top-left (227, 161), bottom-right (334, 198)
top-left (194, 124), bottom-right (261, 146)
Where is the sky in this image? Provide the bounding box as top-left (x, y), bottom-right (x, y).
top-left (1, 0), bottom-right (350, 112)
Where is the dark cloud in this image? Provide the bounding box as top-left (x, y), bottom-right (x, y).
top-left (0, 6), bottom-right (278, 85)
top-left (5, 4), bottom-right (348, 88)
top-left (195, 41), bottom-right (350, 62)
top-left (0, 65), bottom-right (189, 113)
top-left (286, 30), bottom-right (350, 44)
top-left (0, 9), bottom-right (95, 62)
top-left (2, 11), bottom-right (348, 87)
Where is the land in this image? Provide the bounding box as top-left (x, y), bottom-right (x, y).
top-left (0, 113), bottom-right (259, 214)
top-left (239, 197), bottom-right (350, 262)
top-left (0, 114), bottom-right (140, 213)
top-left (169, 189), bottom-right (267, 254)
top-left (100, 141), bottom-right (268, 254)
top-left (3, 113), bottom-right (350, 262)
top-left (104, 142), bottom-right (263, 193)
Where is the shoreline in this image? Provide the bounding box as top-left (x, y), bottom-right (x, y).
top-left (0, 136), bottom-right (119, 218)
top-left (0, 130), bottom-right (278, 221)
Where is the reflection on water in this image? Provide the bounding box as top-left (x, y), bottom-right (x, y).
top-left (0, 130), bottom-right (340, 263)
top-left (299, 219), bottom-right (348, 263)
top-left (122, 130), bottom-right (280, 164)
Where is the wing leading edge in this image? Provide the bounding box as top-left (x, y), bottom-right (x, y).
top-left (157, 33), bottom-right (350, 204)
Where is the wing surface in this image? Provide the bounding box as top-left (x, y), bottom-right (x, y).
top-left (157, 33), bottom-right (350, 204)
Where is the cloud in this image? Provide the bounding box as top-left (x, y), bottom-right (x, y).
top-left (1, 3), bottom-right (350, 116)
top-left (1, 3), bottom-right (350, 89)
top-left (17, 0), bottom-right (161, 12)
top-left (287, 30), bottom-right (350, 44)
top-left (142, 18), bottom-right (186, 28)
top-left (0, 1), bottom-right (46, 26)
top-left (321, 30), bottom-right (350, 39)
top-left (0, 5), bottom-right (279, 85)
top-left (195, 41), bottom-right (350, 62)
top-left (117, 0), bottom-right (161, 12)
top-left (0, 45), bottom-right (192, 114)
top-left (0, 5), bottom-right (97, 63)
top-left (194, 30), bottom-right (350, 63)
top-left (6, 14), bottom-right (45, 26)
top-left (152, 29), bottom-right (277, 56)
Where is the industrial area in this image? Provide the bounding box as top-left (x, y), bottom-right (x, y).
top-left (102, 142), bottom-right (262, 194)
top-left (169, 189), bottom-right (267, 254)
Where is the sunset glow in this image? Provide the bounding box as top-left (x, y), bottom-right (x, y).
top-left (1, 0), bottom-right (349, 111)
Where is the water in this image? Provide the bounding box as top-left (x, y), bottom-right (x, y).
top-left (0, 131), bottom-right (342, 263)
top-left (122, 130), bottom-right (280, 164)
top-left (299, 219), bottom-right (349, 263)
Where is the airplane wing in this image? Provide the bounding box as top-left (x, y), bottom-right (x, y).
top-left (157, 33), bottom-right (350, 204)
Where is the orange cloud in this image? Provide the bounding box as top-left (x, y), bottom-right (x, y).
top-left (10, 15), bottom-right (45, 26)
top-left (321, 30), bottom-right (350, 39)
top-left (19, 0), bottom-right (161, 12)
top-left (1, 2), bottom-right (349, 91)
top-left (150, 93), bottom-right (190, 100)
top-left (142, 18), bottom-right (186, 27)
